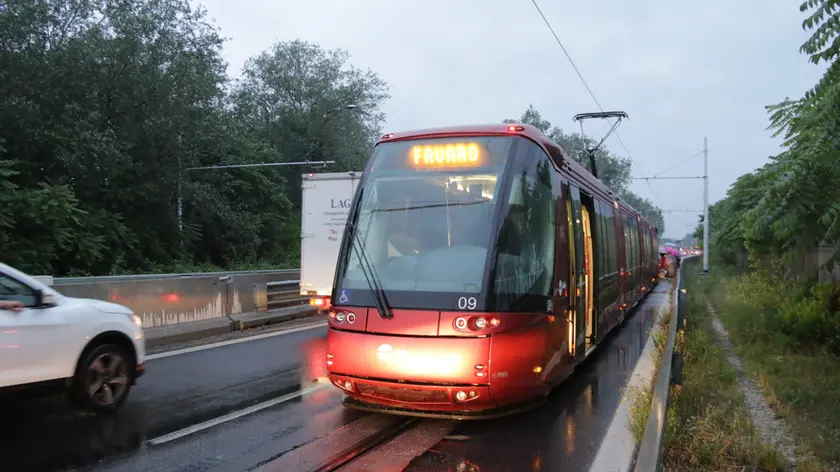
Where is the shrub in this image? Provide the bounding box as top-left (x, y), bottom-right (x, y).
top-left (723, 269), bottom-right (840, 355)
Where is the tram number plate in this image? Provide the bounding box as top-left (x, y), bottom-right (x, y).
top-left (457, 297), bottom-right (477, 310)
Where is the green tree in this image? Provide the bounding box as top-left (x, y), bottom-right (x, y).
top-left (0, 158), bottom-right (100, 274)
top-left (231, 39), bottom-right (390, 209)
top-left (0, 0), bottom-right (308, 274)
top-left (699, 0), bottom-right (840, 268)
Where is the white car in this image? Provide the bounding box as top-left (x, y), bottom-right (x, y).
top-left (0, 262), bottom-right (146, 413)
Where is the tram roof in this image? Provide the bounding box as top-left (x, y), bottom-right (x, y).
top-left (376, 123), bottom-right (655, 231)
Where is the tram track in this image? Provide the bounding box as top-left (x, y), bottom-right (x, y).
top-left (251, 411), bottom-right (448, 472)
top-left (307, 418), bottom-right (420, 472)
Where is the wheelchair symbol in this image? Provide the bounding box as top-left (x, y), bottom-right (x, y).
top-left (339, 290), bottom-right (349, 304)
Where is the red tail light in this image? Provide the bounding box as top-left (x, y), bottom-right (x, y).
top-left (310, 296), bottom-right (331, 309)
top-left (453, 315), bottom-right (500, 333)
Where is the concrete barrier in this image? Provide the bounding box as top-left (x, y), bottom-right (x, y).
top-left (144, 305), bottom-right (320, 349)
top-left (44, 269), bottom-right (318, 346)
top-left (49, 270), bottom-right (302, 327)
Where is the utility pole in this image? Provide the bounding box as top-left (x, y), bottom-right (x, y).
top-left (703, 137), bottom-right (709, 273)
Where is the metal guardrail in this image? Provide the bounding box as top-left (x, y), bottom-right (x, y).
top-left (634, 260), bottom-right (686, 472)
top-left (52, 268), bottom-right (300, 285)
top-left (266, 280), bottom-right (309, 311)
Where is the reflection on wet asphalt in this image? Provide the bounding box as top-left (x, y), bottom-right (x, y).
top-left (0, 281), bottom-right (670, 472)
top-left (0, 326), bottom-right (332, 472)
top-left (405, 282), bottom-right (670, 472)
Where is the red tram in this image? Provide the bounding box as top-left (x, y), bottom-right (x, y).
top-left (325, 123), bottom-right (660, 419)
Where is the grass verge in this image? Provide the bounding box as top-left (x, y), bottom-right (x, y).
top-left (705, 268), bottom-right (840, 471)
top-left (628, 279), bottom-right (674, 443)
top-left (661, 259), bottom-right (788, 471)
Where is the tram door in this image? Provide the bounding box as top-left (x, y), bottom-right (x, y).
top-left (568, 185), bottom-right (588, 358)
top-left (581, 205), bottom-right (595, 341)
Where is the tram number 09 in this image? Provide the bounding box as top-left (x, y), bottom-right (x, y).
top-left (457, 297), bottom-right (477, 310)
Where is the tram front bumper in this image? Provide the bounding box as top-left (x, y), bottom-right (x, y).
top-left (327, 373), bottom-right (497, 414)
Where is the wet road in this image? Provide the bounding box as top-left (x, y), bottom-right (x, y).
top-left (0, 281), bottom-right (670, 472)
top-left (0, 320), bottom-right (340, 472)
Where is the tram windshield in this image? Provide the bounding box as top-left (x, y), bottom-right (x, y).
top-left (335, 134), bottom-right (556, 312)
top-left (338, 136), bottom-right (511, 295)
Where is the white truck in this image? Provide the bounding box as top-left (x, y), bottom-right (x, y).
top-left (299, 171), bottom-right (362, 310)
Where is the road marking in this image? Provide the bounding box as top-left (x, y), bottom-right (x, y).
top-left (145, 321), bottom-right (328, 361)
top-left (147, 382), bottom-right (330, 446)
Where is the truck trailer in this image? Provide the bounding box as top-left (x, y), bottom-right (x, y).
top-left (299, 171), bottom-right (362, 311)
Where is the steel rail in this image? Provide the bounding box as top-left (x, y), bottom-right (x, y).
top-left (307, 418), bottom-right (419, 472)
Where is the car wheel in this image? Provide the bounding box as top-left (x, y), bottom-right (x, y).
top-left (70, 343), bottom-right (133, 413)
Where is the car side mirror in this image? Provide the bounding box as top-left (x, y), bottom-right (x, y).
top-left (34, 289), bottom-right (55, 307)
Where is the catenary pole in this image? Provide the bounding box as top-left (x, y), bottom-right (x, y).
top-left (703, 137), bottom-right (709, 272)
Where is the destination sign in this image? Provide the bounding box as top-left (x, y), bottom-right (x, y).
top-left (410, 142), bottom-right (481, 168)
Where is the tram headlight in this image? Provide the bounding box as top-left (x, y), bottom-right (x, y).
top-left (474, 317), bottom-right (487, 329)
top-left (333, 311), bottom-right (346, 323)
top-left (346, 312), bottom-right (356, 324)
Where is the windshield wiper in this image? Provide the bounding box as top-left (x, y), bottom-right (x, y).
top-left (349, 232), bottom-right (394, 320)
top-left (371, 200), bottom-right (489, 213)
top-left (343, 189), bottom-right (394, 320)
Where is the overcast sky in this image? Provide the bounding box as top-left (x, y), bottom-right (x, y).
top-left (195, 0), bottom-right (825, 239)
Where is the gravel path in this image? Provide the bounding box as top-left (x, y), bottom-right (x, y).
top-left (706, 301), bottom-right (800, 466)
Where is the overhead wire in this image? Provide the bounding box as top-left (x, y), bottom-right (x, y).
top-left (527, 0), bottom-right (662, 207)
top-left (652, 151), bottom-right (704, 178)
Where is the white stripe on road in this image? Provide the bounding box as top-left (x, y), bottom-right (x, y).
top-left (145, 321), bottom-right (328, 361)
top-left (147, 382), bottom-right (330, 446)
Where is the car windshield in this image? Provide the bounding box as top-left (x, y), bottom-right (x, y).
top-left (337, 135), bottom-right (515, 294)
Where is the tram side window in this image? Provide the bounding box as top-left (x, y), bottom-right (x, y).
top-left (492, 140), bottom-right (555, 311)
top-left (626, 218), bottom-right (633, 270)
top-left (640, 227), bottom-right (646, 266)
top-left (647, 230), bottom-right (653, 263)
top-left (594, 201), bottom-right (604, 278)
top-left (599, 201), bottom-right (613, 276)
top-left (634, 220), bottom-right (641, 269)
top-left (603, 203), bottom-right (618, 274)
top-left (623, 217), bottom-right (631, 271)
top-left (631, 218), bottom-right (638, 270)
top-left (606, 208), bottom-right (617, 275)
top-left (631, 219), bottom-right (640, 270)
top-left (634, 220), bottom-right (640, 270)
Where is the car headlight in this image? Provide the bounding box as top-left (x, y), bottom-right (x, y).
top-left (129, 314), bottom-right (143, 328)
